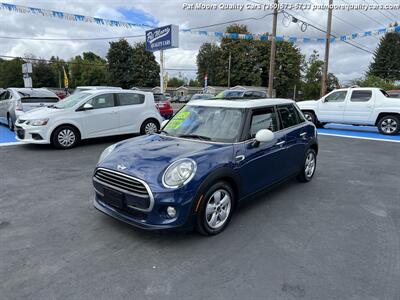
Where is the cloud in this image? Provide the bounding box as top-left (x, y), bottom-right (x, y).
top-left (0, 0), bottom-right (389, 83)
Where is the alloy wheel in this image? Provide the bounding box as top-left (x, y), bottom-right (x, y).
top-left (381, 118), bottom-right (397, 134)
top-left (58, 129), bottom-right (76, 147)
top-left (144, 122), bottom-right (158, 134)
top-left (305, 152), bottom-right (316, 178)
top-left (205, 189), bottom-right (232, 229)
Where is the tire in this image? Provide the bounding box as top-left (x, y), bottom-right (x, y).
top-left (303, 111), bottom-right (317, 125)
top-left (7, 115), bottom-right (14, 131)
top-left (140, 119), bottom-right (159, 135)
top-left (51, 125), bottom-right (80, 149)
top-left (297, 148), bottom-right (317, 183)
top-left (195, 181), bottom-right (235, 236)
top-left (377, 115), bottom-right (400, 136)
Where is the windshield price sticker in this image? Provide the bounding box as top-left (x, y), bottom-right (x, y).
top-left (166, 111), bottom-right (191, 129)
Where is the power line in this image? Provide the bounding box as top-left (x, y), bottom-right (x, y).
top-left (0, 34), bottom-right (145, 41)
top-left (367, 0), bottom-right (397, 22)
top-left (340, 0), bottom-right (387, 27)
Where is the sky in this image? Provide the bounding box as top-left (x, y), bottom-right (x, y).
top-left (0, 0), bottom-right (398, 84)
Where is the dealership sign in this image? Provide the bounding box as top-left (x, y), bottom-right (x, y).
top-left (145, 25), bottom-right (179, 52)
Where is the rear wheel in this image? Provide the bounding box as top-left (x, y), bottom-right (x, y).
top-left (377, 115), bottom-right (400, 135)
top-left (195, 181), bottom-right (234, 236)
top-left (297, 149), bottom-right (317, 183)
top-left (7, 115), bottom-right (14, 131)
top-left (51, 125), bottom-right (79, 149)
top-left (140, 119), bottom-right (159, 135)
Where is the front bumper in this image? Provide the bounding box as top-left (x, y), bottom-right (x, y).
top-left (93, 187), bottom-right (196, 231)
top-left (14, 124), bottom-right (51, 144)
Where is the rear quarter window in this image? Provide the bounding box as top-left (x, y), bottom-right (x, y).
top-left (118, 93), bottom-right (145, 106)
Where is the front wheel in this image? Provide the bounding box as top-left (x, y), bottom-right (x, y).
top-left (377, 115), bottom-right (400, 135)
top-left (297, 149), bottom-right (317, 183)
top-left (195, 181), bottom-right (234, 236)
top-left (51, 126), bottom-right (79, 149)
top-left (140, 119), bottom-right (159, 135)
top-left (303, 111), bottom-right (316, 125)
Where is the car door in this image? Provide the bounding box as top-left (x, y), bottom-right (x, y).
top-left (234, 106), bottom-right (287, 195)
top-left (116, 92), bottom-right (146, 134)
top-left (0, 91), bottom-right (6, 123)
top-left (79, 93), bottom-right (119, 138)
top-left (318, 90), bottom-right (348, 122)
top-left (277, 104), bottom-right (308, 175)
top-left (343, 89), bottom-right (374, 124)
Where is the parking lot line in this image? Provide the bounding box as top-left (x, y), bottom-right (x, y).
top-left (318, 132), bottom-right (400, 143)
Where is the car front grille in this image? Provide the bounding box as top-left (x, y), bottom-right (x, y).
top-left (94, 168), bottom-right (149, 196)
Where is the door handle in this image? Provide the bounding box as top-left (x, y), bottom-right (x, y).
top-left (276, 141), bottom-right (285, 146)
top-left (235, 155), bottom-right (245, 162)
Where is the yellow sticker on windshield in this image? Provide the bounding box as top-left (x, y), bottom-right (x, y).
top-left (165, 111), bottom-right (190, 129)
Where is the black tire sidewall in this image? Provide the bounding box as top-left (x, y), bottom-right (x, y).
top-left (298, 148), bottom-right (317, 182)
top-left (7, 116), bottom-right (14, 131)
top-left (378, 115), bottom-right (400, 135)
top-left (51, 126), bottom-right (79, 149)
top-left (303, 111), bottom-right (316, 125)
top-left (196, 181), bottom-right (235, 236)
top-left (141, 120), bottom-right (159, 135)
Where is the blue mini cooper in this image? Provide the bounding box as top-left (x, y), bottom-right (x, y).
top-left (93, 99), bottom-right (318, 235)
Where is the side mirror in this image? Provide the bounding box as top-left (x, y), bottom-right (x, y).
top-left (83, 103), bottom-right (93, 110)
top-left (161, 119), bottom-right (169, 128)
top-left (255, 129), bottom-right (275, 143)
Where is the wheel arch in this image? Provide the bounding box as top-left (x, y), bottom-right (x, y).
top-left (375, 112), bottom-right (400, 126)
top-left (51, 123), bottom-right (82, 141)
top-left (142, 117), bottom-right (160, 128)
top-left (192, 166), bottom-right (240, 213)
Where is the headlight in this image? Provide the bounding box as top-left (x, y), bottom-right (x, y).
top-left (98, 144), bottom-right (116, 164)
top-left (162, 158), bottom-right (197, 188)
top-left (26, 118), bottom-right (49, 126)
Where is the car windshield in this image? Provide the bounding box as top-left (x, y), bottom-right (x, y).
top-left (54, 92), bottom-right (91, 109)
top-left (215, 90), bottom-right (244, 99)
top-left (162, 105), bottom-right (244, 143)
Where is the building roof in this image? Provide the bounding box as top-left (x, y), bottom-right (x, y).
top-left (187, 98), bottom-right (293, 109)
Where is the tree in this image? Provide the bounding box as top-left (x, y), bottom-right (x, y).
top-left (351, 74), bottom-right (399, 90)
top-left (189, 79), bottom-right (201, 87)
top-left (368, 32), bottom-right (400, 80)
top-left (31, 59), bottom-right (57, 87)
top-left (0, 58), bottom-right (24, 87)
top-left (107, 39), bottom-right (135, 88)
top-left (197, 42), bottom-right (224, 86)
top-left (68, 52), bottom-right (108, 87)
top-left (131, 42), bottom-right (159, 87)
top-left (168, 77), bottom-right (185, 87)
top-left (302, 50), bottom-right (339, 100)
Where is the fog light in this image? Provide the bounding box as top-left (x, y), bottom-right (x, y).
top-left (167, 206), bottom-right (176, 218)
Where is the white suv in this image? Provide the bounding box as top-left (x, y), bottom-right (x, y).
top-left (15, 89), bottom-right (163, 149)
top-left (297, 87), bottom-right (400, 135)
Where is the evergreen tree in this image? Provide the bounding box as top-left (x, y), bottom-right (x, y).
top-left (106, 39), bottom-right (135, 88)
top-left (368, 32), bottom-right (400, 80)
top-left (131, 42), bottom-right (160, 87)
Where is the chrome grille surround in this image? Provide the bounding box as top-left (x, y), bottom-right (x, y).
top-left (93, 167), bottom-right (154, 212)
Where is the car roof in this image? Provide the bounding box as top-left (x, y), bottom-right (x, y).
top-left (76, 86), bottom-right (122, 89)
top-left (9, 88), bottom-right (58, 98)
top-left (187, 98), bottom-right (294, 108)
top-left (82, 89), bottom-right (151, 95)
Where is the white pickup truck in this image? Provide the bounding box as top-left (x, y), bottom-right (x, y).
top-left (297, 87), bottom-right (400, 135)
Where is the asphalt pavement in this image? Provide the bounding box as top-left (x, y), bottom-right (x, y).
top-left (1, 135), bottom-right (399, 299)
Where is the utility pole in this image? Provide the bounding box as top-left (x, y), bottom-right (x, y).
top-left (321, 0), bottom-right (333, 97)
top-left (268, 0), bottom-right (278, 98)
top-left (227, 51), bottom-right (231, 88)
top-left (160, 50), bottom-right (164, 94)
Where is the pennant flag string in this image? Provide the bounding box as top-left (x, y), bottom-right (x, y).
top-left (1, 2), bottom-right (400, 44)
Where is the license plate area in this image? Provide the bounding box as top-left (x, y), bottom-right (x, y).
top-left (103, 188), bottom-right (124, 209)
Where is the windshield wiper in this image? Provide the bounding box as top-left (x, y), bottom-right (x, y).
top-left (178, 134), bottom-right (212, 141)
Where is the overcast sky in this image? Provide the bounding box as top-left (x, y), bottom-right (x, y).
top-left (0, 0), bottom-right (398, 84)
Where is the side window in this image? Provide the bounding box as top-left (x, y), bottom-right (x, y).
top-left (118, 93), bottom-right (145, 106)
top-left (294, 105), bottom-right (306, 123)
top-left (350, 90), bottom-right (372, 102)
top-left (324, 91), bottom-right (347, 102)
top-left (243, 91), bottom-right (254, 98)
top-left (249, 107), bottom-right (278, 138)
top-left (86, 94), bottom-right (114, 109)
top-left (0, 91), bottom-right (10, 100)
top-left (277, 105), bottom-right (300, 129)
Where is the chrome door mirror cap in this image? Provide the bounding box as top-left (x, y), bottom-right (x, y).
top-left (255, 129), bottom-right (275, 143)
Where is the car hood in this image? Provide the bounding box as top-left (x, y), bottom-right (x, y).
top-left (18, 107), bottom-right (67, 119)
top-left (99, 134), bottom-right (233, 191)
top-left (297, 100), bottom-right (319, 108)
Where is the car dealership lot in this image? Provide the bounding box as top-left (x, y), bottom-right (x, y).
top-left (0, 135), bottom-right (399, 299)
